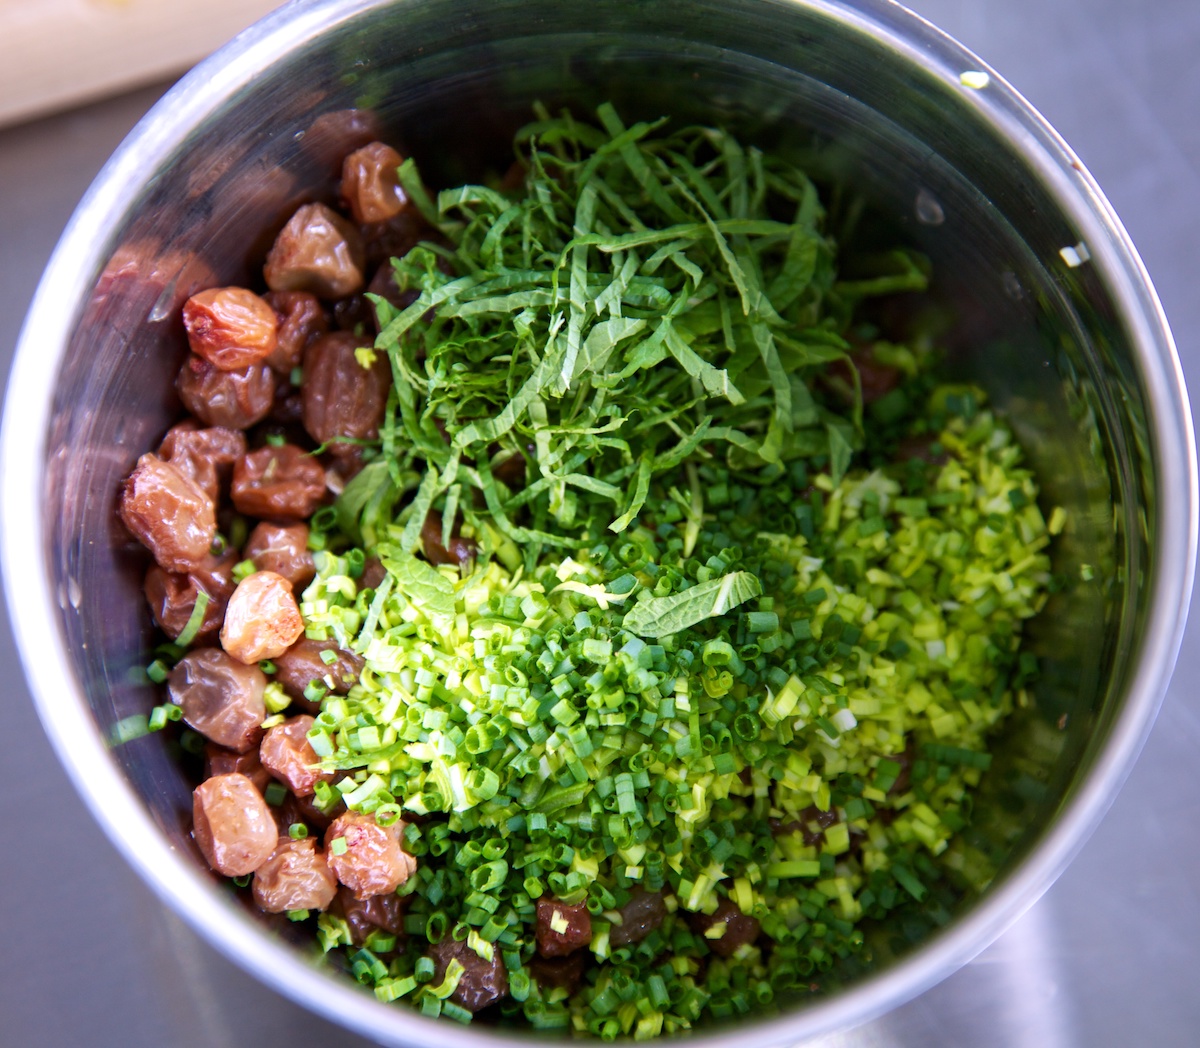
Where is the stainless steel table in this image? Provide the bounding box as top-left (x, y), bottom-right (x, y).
top-left (2, 1), bottom-right (1197, 1044)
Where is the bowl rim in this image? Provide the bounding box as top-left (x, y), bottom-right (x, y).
top-left (2, 0), bottom-right (1195, 1043)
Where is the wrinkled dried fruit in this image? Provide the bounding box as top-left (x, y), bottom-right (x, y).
top-left (608, 888), bottom-right (666, 948)
top-left (687, 898), bottom-right (761, 958)
top-left (260, 715), bottom-right (331, 797)
top-left (168, 647), bottom-right (267, 752)
top-left (244, 521), bottom-right (315, 591)
top-left (274, 637), bottom-right (363, 707)
top-left (264, 202), bottom-right (365, 299)
top-left (252, 837), bottom-right (338, 913)
top-left (325, 811), bottom-right (416, 899)
top-left (176, 355), bottom-right (275, 430)
top-left (205, 743), bottom-right (272, 794)
top-left (144, 550), bottom-right (237, 642)
top-left (535, 897), bottom-right (592, 957)
top-left (231, 444), bottom-right (326, 521)
top-left (341, 142), bottom-right (409, 224)
top-left (428, 937), bottom-right (509, 1013)
top-left (119, 453), bottom-right (216, 573)
top-left (183, 286), bottom-right (279, 371)
top-left (421, 510), bottom-right (476, 568)
top-left (192, 773), bottom-right (278, 876)
top-left (331, 886), bottom-right (406, 946)
top-left (301, 332), bottom-right (390, 456)
top-left (263, 290), bottom-right (329, 374)
top-left (221, 571), bottom-right (305, 664)
top-left (157, 422), bottom-right (247, 503)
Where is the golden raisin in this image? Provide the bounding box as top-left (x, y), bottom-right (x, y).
top-left (220, 571), bottom-right (305, 664)
top-left (183, 287), bottom-right (279, 371)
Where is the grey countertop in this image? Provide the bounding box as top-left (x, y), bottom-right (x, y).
top-left (2, 1), bottom-right (1198, 1045)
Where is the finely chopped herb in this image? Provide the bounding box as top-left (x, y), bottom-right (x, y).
top-left (121, 105), bottom-right (1055, 1035)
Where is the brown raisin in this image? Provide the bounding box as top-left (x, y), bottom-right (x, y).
top-left (144, 550), bottom-right (236, 642)
top-left (230, 444), bottom-right (326, 521)
top-left (244, 521), bottom-right (315, 591)
top-left (687, 898), bottom-right (761, 958)
top-left (119, 453), bottom-right (216, 573)
top-left (420, 511), bottom-right (476, 568)
top-left (168, 648), bottom-right (267, 752)
top-left (260, 715), bottom-right (331, 797)
top-left (176, 355), bottom-right (275, 430)
top-left (300, 332), bottom-right (390, 457)
top-left (157, 422), bottom-right (247, 503)
top-left (264, 202), bottom-right (365, 299)
top-left (609, 889), bottom-right (666, 948)
top-left (274, 637), bottom-right (363, 708)
top-left (325, 811), bottom-right (416, 899)
top-left (428, 938), bottom-right (508, 1013)
top-left (535, 897), bottom-right (592, 958)
top-left (263, 290), bottom-right (329, 374)
top-left (341, 142), bottom-right (409, 224)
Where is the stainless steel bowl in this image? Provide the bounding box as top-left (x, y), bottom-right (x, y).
top-left (2, 0), bottom-right (1195, 1044)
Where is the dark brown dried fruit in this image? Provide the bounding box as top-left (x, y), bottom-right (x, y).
top-left (244, 521), bottom-right (315, 591)
top-left (168, 647), bottom-right (267, 753)
top-left (301, 332), bottom-right (390, 456)
top-left (274, 637), bottom-right (363, 707)
top-left (527, 952), bottom-right (588, 995)
top-left (331, 885), bottom-right (406, 947)
top-left (264, 202), bottom-right (365, 300)
top-left (687, 898), bottom-right (761, 958)
top-left (428, 937), bottom-right (508, 1013)
top-left (359, 556), bottom-right (387, 591)
top-left (420, 511), bottom-right (476, 568)
top-left (535, 897), bottom-right (592, 958)
top-left (221, 570), bottom-right (305, 664)
top-left (609, 889), bottom-right (667, 948)
top-left (252, 837), bottom-right (338, 913)
top-left (183, 287), bottom-right (279, 371)
top-left (231, 444), bottom-right (326, 521)
top-left (204, 743), bottom-right (271, 794)
top-left (277, 788), bottom-right (345, 836)
top-left (192, 772), bottom-right (277, 876)
top-left (119, 453), bottom-right (216, 573)
top-left (361, 207), bottom-right (430, 272)
top-left (176, 355), bottom-right (275, 430)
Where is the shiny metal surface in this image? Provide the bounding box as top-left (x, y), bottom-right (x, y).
top-left (1, 1), bottom-right (1196, 1046)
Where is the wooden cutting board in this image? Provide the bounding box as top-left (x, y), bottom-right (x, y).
top-left (0, 0), bottom-right (284, 128)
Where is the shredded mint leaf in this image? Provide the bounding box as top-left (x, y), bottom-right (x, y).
top-left (622, 570), bottom-right (763, 638)
top-left (378, 550), bottom-right (456, 618)
top-left (369, 105), bottom-right (931, 552)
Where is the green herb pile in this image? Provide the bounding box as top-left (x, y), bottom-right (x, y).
top-left (290, 107), bottom-right (1055, 1035)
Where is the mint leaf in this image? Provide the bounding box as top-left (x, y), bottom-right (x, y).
top-left (380, 551), bottom-right (456, 618)
top-left (622, 570), bottom-right (762, 638)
